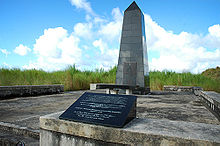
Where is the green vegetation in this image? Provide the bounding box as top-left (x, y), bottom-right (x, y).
top-left (150, 71), bottom-right (219, 92)
top-left (0, 65), bottom-right (116, 91)
top-left (201, 66), bottom-right (220, 81)
top-left (0, 66), bottom-right (219, 92)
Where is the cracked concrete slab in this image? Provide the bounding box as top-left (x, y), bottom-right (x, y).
top-left (0, 90), bottom-right (219, 145)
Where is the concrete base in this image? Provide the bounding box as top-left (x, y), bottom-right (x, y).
top-left (164, 85), bottom-right (220, 121)
top-left (105, 88), bottom-right (119, 94)
top-left (0, 85), bottom-right (64, 99)
top-left (40, 129), bottom-right (120, 146)
top-left (1, 88), bottom-right (219, 145)
top-left (90, 83), bottom-right (149, 95)
top-left (40, 112), bottom-right (220, 146)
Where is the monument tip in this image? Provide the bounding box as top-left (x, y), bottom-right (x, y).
top-left (125, 1), bottom-right (141, 12)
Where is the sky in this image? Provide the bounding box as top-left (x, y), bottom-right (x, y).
top-left (0, 0), bottom-right (220, 73)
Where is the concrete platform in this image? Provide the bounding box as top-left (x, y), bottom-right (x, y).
top-left (0, 90), bottom-right (219, 145)
top-left (0, 90), bottom-right (86, 145)
top-left (40, 112), bottom-right (220, 145)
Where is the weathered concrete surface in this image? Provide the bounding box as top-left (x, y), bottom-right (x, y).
top-left (40, 129), bottom-right (122, 146)
top-left (0, 90), bottom-right (86, 145)
top-left (40, 112), bottom-right (220, 145)
top-left (0, 90), bottom-right (219, 145)
top-left (138, 91), bottom-right (220, 124)
top-left (0, 90), bottom-right (219, 131)
top-left (164, 86), bottom-right (220, 121)
top-left (199, 91), bottom-right (220, 121)
top-left (164, 85), bottom-right (203, 93)
top-left (0, 91), bottom-right (85, 130)
top-left (0, 129), bottom-right (39, 146)
top-left (0, 85), bottom-right (64, 99)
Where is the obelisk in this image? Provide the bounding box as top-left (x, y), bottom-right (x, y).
top-left (116, 1), bottom-right (150, 94)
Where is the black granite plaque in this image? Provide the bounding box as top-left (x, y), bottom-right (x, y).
top-left (59, 92), bottom-right (137, 128)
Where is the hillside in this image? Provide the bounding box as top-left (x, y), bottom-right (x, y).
top-left (202, 66), bottom-right (220, 81)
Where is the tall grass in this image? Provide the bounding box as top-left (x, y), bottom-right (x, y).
top-left (0, 66), bottom-right (219, 92)
top-left (150, 71), bottom-right (220, 92)
top-left (0, 65), bottom-right (116, 91)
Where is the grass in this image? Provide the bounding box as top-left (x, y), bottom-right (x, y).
top-left (150, 71), bottom-right (220, 92)
top-left (0, 66), bottom-right (219, 92)
top-left (0, 65), bottom-right (116, 91)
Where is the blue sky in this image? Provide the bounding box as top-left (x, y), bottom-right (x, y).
top-left (0, 0), bottom-right (219, 73)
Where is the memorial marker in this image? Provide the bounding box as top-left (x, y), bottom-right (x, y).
top-left (59, 92), bottom-right (137, 128)
top-left (116, 1), bottom-right (150, 94)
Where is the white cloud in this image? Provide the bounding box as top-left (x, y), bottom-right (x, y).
top-left (68, 1), bottom-right (122, 70)
top-left (92, 38), bottom-right (119, 69)
top-left (73, 22), bottom-right (93, 39)
top-left (22, 4), bottom-right (123, 71)
top-left (0, 48), bottom-right (10, 57)
top-left (22, 61), bottom-right (38, 70)
top-left (23, 27), bottom-right (82, 71)
top-left (93, 39), bottom-right (106, 54)
top-left (93, 16), bottom-right (106, 24)
top-left (93, 48), bottom-right (119, 70)
top-left (83, 45), bottom-right (89, 50)
top-left (13, 44), bottom-right (31, 56)
top-left (57, 35), bottom-right (82, 64)
top-left (144, 14), bottom-right (220, 73)
top-left (98, 8), bottom-right (123, 42)
top-left (204, 24), bottom-right (220, 49)
top-left (22, 4), bottom-right (220, 73)
top-left (2, 62), bottom-right (12, 68)
top-left (69, 0), bottom-right (94, 15)
top-left (208, 24), bottom-right (220, 38)
top-left (33, 27), bottom-right (67, 58)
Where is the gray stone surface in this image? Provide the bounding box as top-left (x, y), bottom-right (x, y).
top-left (0, 90), bottom-right (86, 145)
top-left (0, 129), bottom-right (39, 146)
top-left (116, 1), bottom-right (149, 93)
top-left (0, 90), bottom-right (219, 130)
top-left (40, 128), bottom-right (123, 146)
top-left (0, 91), bottom-right (85, 131)
top-left (1, 90), bottom-right (220, 144)
top-left (138, 91), bottom-right (219, 124)
top-left (0, 85), bottom-right (64, 99)
top-left (164, 86), bottom-right (220, 121)
top-left (40, 112), bottom-right (220, 145)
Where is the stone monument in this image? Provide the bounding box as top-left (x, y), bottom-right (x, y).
top-left (40, 2), bottom-right (220, 146)
top-left (116, 1), bottom-right (150, 94)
